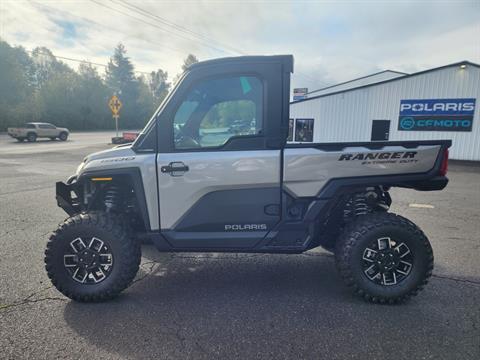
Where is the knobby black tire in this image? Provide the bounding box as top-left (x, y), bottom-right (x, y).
top-left (335, 212), bottom-right (433, 304)
top-left (45, 212), bottom-right (141, 302)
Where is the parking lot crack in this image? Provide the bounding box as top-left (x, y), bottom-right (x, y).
top-left (131, 261), bottom-right (159, 285)
top-left (0, 295), bottom-right (67, 313)
top-left (0, 285), bottom-right (68, 313)
top-left (432, 274), bottom-right (480, 286)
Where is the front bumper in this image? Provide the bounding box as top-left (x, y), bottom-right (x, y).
top-left (56, 181), bottom-right (81, 216)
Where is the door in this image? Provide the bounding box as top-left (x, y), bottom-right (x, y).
top-left (371, 120), bottom-right (390, 141)
top-left (156, 62), bottom-right (289, 250)
top-left (37, 123), bottom-right (57, 137)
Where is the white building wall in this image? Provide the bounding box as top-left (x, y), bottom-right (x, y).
top-left (290, 65), bottom-right (480, 161)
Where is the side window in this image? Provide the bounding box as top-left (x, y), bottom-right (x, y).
top-left (39, 124), bottom-right (55, 129)
top-left (25, 123), bottom-right (36, 129)
top-left (173, 76), bottom-right (263, 150)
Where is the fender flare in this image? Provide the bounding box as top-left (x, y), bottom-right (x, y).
top-left (78, 167), bottom-right (151, 231)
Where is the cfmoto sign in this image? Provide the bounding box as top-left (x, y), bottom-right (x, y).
top-left (399, 117), bottom-right (415, 130)
top-left (398, 98), bottom-right (475, 132)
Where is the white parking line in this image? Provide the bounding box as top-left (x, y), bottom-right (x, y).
top-left (409, 203), bottom-right (435, 209)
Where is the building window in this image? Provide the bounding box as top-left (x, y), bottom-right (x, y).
top-left (294, 118), bottom-right (314, 142)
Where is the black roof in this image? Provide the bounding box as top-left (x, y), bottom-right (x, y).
top-left (188, 55), bottom-right (294, 73)
top-left (292, 60), bottom-right (480, 104)
top-left (307, 69), bottom-right (408, 96)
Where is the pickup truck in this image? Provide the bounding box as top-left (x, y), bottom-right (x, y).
top-left (45, 55), bottom-right (451, 304)
top-left (8, 122), bottom-right (69, 142)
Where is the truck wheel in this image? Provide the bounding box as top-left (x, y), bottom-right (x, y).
top-left (45, 212), bottom-right (141, 302)
top-left (27, 132), bottom-right (37, 142)
top-left (59, 132), bottom-right (68, 141)
top-left (335, 212), bottom-right (433, 304)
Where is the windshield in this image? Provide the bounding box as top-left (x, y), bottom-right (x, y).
top-left (132, 72), bottom-right (187, 151)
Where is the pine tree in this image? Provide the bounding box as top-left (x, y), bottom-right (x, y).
top-left (181, 54), bottom-right (199, 72)
top-left (105, 43), bottom-right (139, 128)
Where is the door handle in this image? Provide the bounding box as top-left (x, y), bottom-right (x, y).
top-left (161, 161), bottom-right (189, 176)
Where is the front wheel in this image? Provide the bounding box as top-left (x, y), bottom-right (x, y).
top-left (335, 212), bottom-right (433, 304)
top-left (27, 133), bottom-right (37, 142)
top-left (45, 212), bottom-right (141, 302)
top-left (59, 132), bottom-right (68, 141)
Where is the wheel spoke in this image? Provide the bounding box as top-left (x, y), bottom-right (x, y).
top-left (73, 267), bottom-right (88, 283)
top-left (91, 268), bottom-right (106, 283)
top-left (382, 271), bottom-right (397, 285)
top-left (377, 237), bottom-right (392, 250)
top-left (89, 237), bottom-right (104, 252)
top-left (70, 238), bottom-right (87, 253)
top-left (395, 242), bottom-right (411, 258)
top-left (396, 260), bottom-right (413, 275)
top-left (363, 248), bottom-right (377, 262)
top-left (63, 255), bottom-right (78, 267)
top-left (98, 253), bottom-right (113, 266)
top-left (364, 264), bottom-right (381, 280)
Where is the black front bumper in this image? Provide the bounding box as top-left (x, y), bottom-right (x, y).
top-left (56, 181), bottom-right (81, 216)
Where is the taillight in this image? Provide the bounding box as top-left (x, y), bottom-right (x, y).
top-left (439, 149), bottom-right (449, 176)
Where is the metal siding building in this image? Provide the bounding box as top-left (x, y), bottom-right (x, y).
top-left (290, 62), bottom-right (480, 161)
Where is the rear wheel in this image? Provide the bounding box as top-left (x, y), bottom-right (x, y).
top-left (45, 212), bottom-right (141, 302)
top-left (335, 212), bottom-right (433, 304)
top-left (59, 132), bottom-right (68, 141)
top-left (27, 132), bottom-right (37, 142)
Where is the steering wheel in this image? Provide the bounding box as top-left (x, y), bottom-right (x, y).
top-left (174, 128), bottom-right (201, 148)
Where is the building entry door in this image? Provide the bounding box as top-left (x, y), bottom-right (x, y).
top-left (371, 120), bottom-right (390, 141)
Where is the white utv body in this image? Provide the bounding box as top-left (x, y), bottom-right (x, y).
top-left (46, 55), bottom-right (451, 303)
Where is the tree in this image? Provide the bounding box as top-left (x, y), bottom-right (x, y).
top-left (105, 44), bottom-right (136, 94)
top-left (0, 40), bottom-right (36, 130)
top-left (105, 43), bottom-right (141, 129)
top-left (0, 38), bottom-right (193, 132)
top-left (77, 62), bottom-right (110, 129)
top-left (31, 47), bottom-right (73, 89)
top-left (173, 54), bottom-right (199, 85)
top-left (149, 69), bottom-right (170, 105)
top-left (136, 76), bottom-right (156, 124)
top-left (181, 54), bottom-right (199, 72)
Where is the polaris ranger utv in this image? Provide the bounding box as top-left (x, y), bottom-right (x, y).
top-left (45, 55), bottom-right (451, 303)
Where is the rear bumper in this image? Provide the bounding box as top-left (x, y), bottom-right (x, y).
top-left (409, 176), bottom-right (449, 191)
top-left (56, 181), bottom-right (81, 216)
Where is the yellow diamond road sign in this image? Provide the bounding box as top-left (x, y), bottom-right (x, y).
top-left (109, 95), bottom-right (122, 115)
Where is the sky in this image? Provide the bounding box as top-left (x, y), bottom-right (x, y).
top-left (0, 0), bottom-right (479, 91)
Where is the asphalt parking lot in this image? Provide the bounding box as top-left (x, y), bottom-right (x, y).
top-left (0, 132), bottom-right (479, 359)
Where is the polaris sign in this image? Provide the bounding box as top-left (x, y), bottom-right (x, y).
top-left (398, 98), bottom-right (475, 132)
